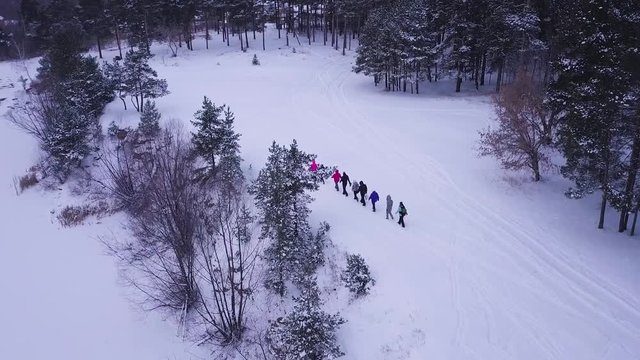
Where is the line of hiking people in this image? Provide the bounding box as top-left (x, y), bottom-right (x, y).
top-left (309, 159), bottom-right (408, 227)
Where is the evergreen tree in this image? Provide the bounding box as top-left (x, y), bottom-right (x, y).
top-left (250, 140), bottom-right (320, 296)
top-left (267, 280), bottom-right (346, 360)
top-left (43, 104), bottom-right (92, 181)
top-left (190, 96), bottom-right (224, 175)
top-left (215, 106), bottom-right (243, 190)
top-left (138, 100), bottom-right (161, 137)
top-left (250, 142), bottom-right (296, 295)
top-left (123, 47), bottom-right (169, 112)
top-left (549, 0), bottom-right (632, 229)
top-left (103, 57), bottom-right (128, 109)
top-left (341, 253), bottom-right (375, 296)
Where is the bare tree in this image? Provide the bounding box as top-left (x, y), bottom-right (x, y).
top-left (194, 189), bottom-right (259, 345)
top-left (479, 72), bottom-right (555, 181)
top-left (106, 127), bottom-right (200, 318)
top-left (95, 140), bottom-right (149, 214)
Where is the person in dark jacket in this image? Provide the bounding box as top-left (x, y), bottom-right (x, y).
top-left (341, 172), bottom-right (352, 196)
top-left (369, 190), bottom-right (380, 212)
top-left (359, 181), bottom-right (368, 206)
top-left (397, 202), bottom-right (408, 227)
top-left (385, 195), bottom-right (394, 220)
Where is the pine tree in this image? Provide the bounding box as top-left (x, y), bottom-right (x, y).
top-left (36, 19), bottom-right (113, 120)
top-left (250, 140), bottom-right (320, 296)
top-left (138, 100), bottom-right (161, 137)
top-left (191, 96), bottom-right (224, 175)
top-left (215, 106), bottom-right (243, 190)
top-left (103, 58), bottom-right (128, 109)
top-left (267, 280), bottom-right (346, 360)
top-left (341, 253), bottom-right (375, 296)
top-left (42, 102), bottom-right (92, 181)
top-left (549, 0), bottom-right (631, 229)
top-left (123, 47), bottom-right (169, 112)
top-left (250, 142), bottom-right (295, 295)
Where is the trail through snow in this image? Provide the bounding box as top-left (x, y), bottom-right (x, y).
top-left (0, 29), bottom-right (639, 360)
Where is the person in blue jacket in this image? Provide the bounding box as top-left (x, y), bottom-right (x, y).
top-left (369, 190), bottom-right (380, 212)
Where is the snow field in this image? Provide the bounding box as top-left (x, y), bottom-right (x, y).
top-left (1, 27), bottom-right (639, 359)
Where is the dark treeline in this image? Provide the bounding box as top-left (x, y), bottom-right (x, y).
top-left (2, 0), bottom-right (388, 59)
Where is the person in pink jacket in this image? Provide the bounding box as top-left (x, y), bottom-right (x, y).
top-left (309, 159), bottom-right (318, 172)
top-left (331, 169), bottom-right (342, 191)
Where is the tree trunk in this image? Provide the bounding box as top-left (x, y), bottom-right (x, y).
top-left (631, 205), bottom-right (639, 236)
top-left (205, 13), bottom-right (210, 49)
top-left (276, 0), bottom-right (281, 38)
top-left (115, 26), bottom-right (123, 58)
top-left (455, 62), bottom-right (462, 93)
top-left (307, 4), bottom-right (311, 45)
top-left (434, 62), bottom-right (438, 82)
top-left (97, 36), bottom-right (103, 59)
top-left (532, 155), bottom-right (541, 181)
top-left (323, 4), bottom-right (327, 46)
top-left (245, 29), bottom-right (249, 49)
top-left (262, 24), bottom-right (266, 50)
top-left (474, 56), bottom-right (480, 90)
top-left (416, 63), bottom-right (420, 94)
top-left (480, 52), bottom-right (486, 86)
top-left (598, 191), bottom-right (607, 229)
top-left (342, 16), bottom-right (347, 56)
top-left (496, 58), bottom-right (504, 93)
top-left (619, 130), bottom-right (640, 232)
top-left (332, 12), bottom-right (336, 48)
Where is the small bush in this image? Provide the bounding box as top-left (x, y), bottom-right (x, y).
top-left (107, 121), bottom-right (119, 137)
top-left (252, 54), bottom-right (260, 65)
top-left (341, 254), bottom-right (375, 296)
top-left (57, 201), bottom-right (109, 227)
top-left (18, 173), bottom-right (38, 192)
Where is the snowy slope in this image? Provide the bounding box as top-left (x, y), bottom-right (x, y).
top-left (1, 29), bottom-right (639, 360)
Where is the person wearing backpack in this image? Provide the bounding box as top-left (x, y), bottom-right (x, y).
top-left (397, 202), bottom-right (408, 227)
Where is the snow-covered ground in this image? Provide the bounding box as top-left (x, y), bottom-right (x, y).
top-left (1, 29), bottom-right (639, 360)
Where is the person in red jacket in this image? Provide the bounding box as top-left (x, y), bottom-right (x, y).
top-left (331, 169), bottom-right (342, 191)
top-left (309, 159), bottom-right (318, 172)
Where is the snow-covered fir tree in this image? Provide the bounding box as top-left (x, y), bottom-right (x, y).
top-left (341, 254), bottom-right (375, 297)
top-left (549, 0), bottom-right (634, 229)
top-left (41, 102), bottom-right (92, 181)
top-left (190, 96), bottom-right (241, 178)
top-left (267, 279), bottom-right (345, 360)
top-left (215, 106), bottom-right (243, 191)
top-left (138, 100), bottom-right (161, 137)
top-left (123, 47), bottom-right (168, 112)
top-left (250, 140), bottom-right (321, 296)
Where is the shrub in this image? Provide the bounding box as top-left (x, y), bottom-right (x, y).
top-left (57, 201), bottom-right (109, 227)
top-left (18, 173), bottom-right (38, 192)
top-left (341, 254), bottom-right (375, 296)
